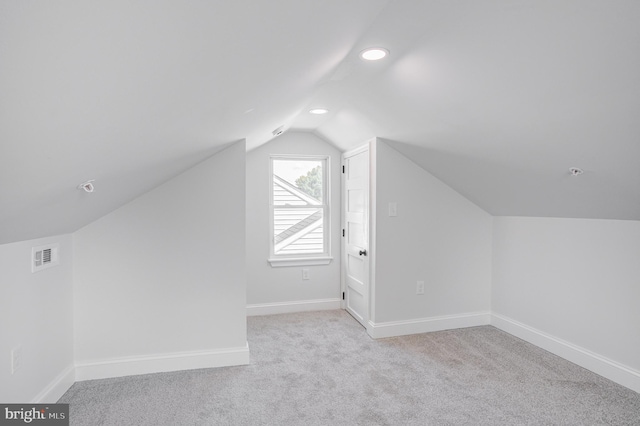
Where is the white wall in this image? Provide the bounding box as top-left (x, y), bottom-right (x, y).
top-left (73, 141), bottom-right (248, 380)
top-left (0, 235), bottom-right (75, 403)
top-left (246, 132), bottom-right (342, 313)
top-left (492, 216), bottom-right (640, 390)
top-left (370, 140), bottom-right (493, 332)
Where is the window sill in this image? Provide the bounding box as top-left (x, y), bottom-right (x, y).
top-left (268, 257), bottom-right (333, 268)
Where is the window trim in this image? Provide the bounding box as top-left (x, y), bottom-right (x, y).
top-left (268, 154), bottom-right (332, 268)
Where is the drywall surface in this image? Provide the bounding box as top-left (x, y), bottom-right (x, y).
top-left (492, 216), bottom-right (640, 371)
top-left (246, 132), bottom-right (341, 307)
top-left (73, 141), bottom-right (247, 373)
top-left (372, 140), bottom-right (493, 323)
top-left (0, 235), bottom-right (74, 402)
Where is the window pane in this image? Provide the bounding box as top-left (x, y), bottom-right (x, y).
top-left (273, 159), bottom-right (323, 204)
top-left (274, 207), bottom-right (324, 255)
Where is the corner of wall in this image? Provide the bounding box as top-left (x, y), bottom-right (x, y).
top-left (0, 235), bottom-right (75, 403)
top-left (71, 140), bottom-right (248, 381)
top-left (490, 216), bottom-right (640, 394)
top-left (370, 138), bottom-right (493, 325)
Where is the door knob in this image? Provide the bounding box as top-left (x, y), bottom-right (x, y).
top-left (359, 249), bottom-right (367, 256)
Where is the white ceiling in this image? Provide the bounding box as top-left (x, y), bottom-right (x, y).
top-left (1, 0), bottom-right (639, 244)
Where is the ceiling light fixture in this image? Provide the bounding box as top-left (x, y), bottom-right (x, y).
top-left (360, 47), bottom-right (389, 61)
top-left (77, 180), bottom-right (95, 193)
top-left (309, 108), bottom-right (329, 115)
top-left (569, 167), bottom-right (584, 176)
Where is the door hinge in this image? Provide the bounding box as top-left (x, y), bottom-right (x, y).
top-left (342, 229), bottom-right (345, 237)
top-left (342, 165), bottom-right (345, 173)
top-left (342, 291), bottom-right (345, 300)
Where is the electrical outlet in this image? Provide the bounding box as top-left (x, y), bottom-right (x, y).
top-left (11, 346), bottom-right (22, 374)
top-left (416, 281), bottom-right (425, 295)
top-left (302, 268), bottom-right (310, 280)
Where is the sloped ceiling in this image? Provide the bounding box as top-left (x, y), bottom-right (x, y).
top-left (1, 0), bottom-right (639, 244)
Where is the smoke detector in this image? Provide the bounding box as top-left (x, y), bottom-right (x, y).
top-left (569, 167), bottom-right (584, 176)
top-left (78, 180), bottom-right (95, 192)
top-left (272, 125), bottom-right (285, 137)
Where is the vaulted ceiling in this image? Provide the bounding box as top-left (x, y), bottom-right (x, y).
top-left (2, 0), bottom-right (639, 244)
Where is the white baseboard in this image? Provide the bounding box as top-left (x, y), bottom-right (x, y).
top-left (33, 364), bottom-right (76, 403)
top-left (491, 313), bottom-right (640, 394)
top-left (247, 298), bottom-right (341, 316)
top-left (75, 343), bottom-right (250, 381)
top-left (367, 311), bottom-right (491, 339)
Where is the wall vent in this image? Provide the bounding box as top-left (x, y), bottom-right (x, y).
top-left (32, 243), bottom-right (60, 273)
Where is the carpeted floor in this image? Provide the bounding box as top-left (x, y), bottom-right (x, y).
top-left (59, 310), bottom-right (640, 425)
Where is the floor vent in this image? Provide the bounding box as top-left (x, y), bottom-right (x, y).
top-left (32, 244), bottom-right (60, 273)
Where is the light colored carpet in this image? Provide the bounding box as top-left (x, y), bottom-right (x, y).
top-left (59, 310), bottom-right (640, 425)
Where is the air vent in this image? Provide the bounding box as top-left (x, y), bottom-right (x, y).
top-left (37, 248), bottom-right (51, 266)
top-left (32, 244), bottom-right (59, 273)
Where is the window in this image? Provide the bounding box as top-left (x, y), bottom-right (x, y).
top-left (268, 155), bottom-right (331, 267)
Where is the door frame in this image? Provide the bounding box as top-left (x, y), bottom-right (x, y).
top-left (341, 142), bottom-right (372, 330)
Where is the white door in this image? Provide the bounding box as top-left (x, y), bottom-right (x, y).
top-left (342, 145), bottom-right (369, 328)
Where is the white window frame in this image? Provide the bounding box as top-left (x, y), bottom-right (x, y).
top-left (268, 154), bottom-right (332, 267)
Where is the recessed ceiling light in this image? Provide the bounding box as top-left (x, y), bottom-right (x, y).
top-left (309, 108), bottom-right (329, 115)
top-left (360, 48), bottom-right (389, 61)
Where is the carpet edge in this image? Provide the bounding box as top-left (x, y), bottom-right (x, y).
top-left (74, 343), bottom-right (250, 381)
top-left (247, 298), bottom-right (341, 316)
top-left (367, 311), bottom-right (492, 339)
top-left (491, 313), bottom-right (640, 394)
